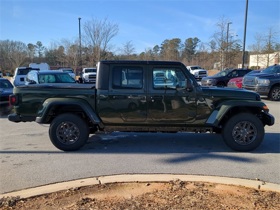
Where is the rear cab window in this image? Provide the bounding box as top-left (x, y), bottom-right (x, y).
top-left (112, 66), bottom-right (143, 89)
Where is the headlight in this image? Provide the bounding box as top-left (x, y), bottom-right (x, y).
top-left (256, 78), bottom-right (270, 86)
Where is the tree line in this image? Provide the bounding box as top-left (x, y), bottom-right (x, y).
top-left (0, 17), bottom-right (279, 75)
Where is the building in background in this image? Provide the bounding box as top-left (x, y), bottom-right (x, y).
top-left (249, 52), bottom-right (280, 69)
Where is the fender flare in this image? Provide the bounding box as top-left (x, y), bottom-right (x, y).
top-left (205, 100), bottom-right (267, 127)
top-left (35, 98), bottom-right (104, 128)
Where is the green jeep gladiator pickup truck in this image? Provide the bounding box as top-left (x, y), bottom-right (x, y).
top-left (8, 60), bottom-right (274, 152)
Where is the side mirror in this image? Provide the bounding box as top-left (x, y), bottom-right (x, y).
top-left (185, 78), bottom-right (193, 92)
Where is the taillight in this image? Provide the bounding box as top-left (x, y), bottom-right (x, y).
top-left (9, 94), bottom-right (18, 105)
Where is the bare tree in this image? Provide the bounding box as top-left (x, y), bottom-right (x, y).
top-left (249, 27), bottom-right (280, 68)
top-left (262, 27), bottom-right (279, 66)
top-left (121, 41), bottom-right (135, 57)
top-left (248, 33), bottom-right (264, 68)
top-left (59, 39), bottom-right (79, 69)
top-left (83, 17), bottom-right (119, 65)
top-left (0, 40), bottom-right (27, 71)
top-left (211, 17), bottom-right (241, 69)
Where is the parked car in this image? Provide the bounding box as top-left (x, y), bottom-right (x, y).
top-left (0, 78), bottom-right (14, 114)
top-left (25, 70), bottom-right (77, 85)
top-left (58, 68), bottom-right (76, 80)
top-left (227, 70), bottom-right (262, 88)
top-left (80, 67), bottom-right (97, 83)
top-left (242, 64), bottom-right (280, 101)
top-left (186, 65), bottom-right (208, 80)
top-left (201, 68), bottom-right (252, 87)
top-left (12, 67), bottom-right (39, 86)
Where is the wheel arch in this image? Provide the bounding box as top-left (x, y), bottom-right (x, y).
top-left (35, 98), bottom-right (104, 129)
top-left (206, 100), bottom-right (268, 128)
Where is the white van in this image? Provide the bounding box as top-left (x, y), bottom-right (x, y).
top-left (12, 67), bottom-right (39, 86)
top-left (29, 63), bottom-right (50, 70)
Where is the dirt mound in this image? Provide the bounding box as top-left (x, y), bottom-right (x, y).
top-left (1, 180), bottom-right (279, 209)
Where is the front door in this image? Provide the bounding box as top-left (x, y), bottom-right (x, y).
top-left (147, 67), bottom-right (197, 123)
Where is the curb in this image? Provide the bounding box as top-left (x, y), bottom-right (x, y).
top-left (1, 174), bottom-right (279, 199)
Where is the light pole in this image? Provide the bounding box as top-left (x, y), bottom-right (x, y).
top-left (242, 0), bottom-right (249, 68)
top-left (78, 17), bottom-right (82, 67)
top-left (226, 22), bottom-right (232, 68)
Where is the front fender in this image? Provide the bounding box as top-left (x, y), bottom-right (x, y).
top-left (206, 100), bottom-right (268, 127)
top-left (35, 98), bottom-right (103, 127)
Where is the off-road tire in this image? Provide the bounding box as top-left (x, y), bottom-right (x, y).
top-left (222, 113), bottom-right (264, 152)
top-left (49, 113), bottom-right (89, 151)
top-left (268, 86), bottom-right (280, 101)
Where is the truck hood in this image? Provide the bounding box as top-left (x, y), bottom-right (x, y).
top-left (0, 87), bottom-right (13, 96)
top-left (201, 86), bottom-right (260, 101)
top-left (84, 72), bottom-right (96, 75)
top-left (249, 72), bottom-right (280, 79)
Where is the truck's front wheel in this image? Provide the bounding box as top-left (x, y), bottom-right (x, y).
top-left (222, 113), bottom-right (264, 151)
top-left (269, 86), bottom-right (280, 101)
top-left (49, 113), bottom-right (89, 151)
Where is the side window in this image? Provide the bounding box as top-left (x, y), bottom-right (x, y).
top-left (112, 66), bottom-right (143, 89)
top-left (153, 68), bottom-right (186, 89)
top-left (38, 75), bottom-right (45, 83)
top-left (230, 71), bottom-right (237, 77)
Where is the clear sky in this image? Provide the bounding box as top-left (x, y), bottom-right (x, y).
top-left (0, 0), bottom-right (279, 53)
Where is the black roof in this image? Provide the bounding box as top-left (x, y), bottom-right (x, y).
top-left (99, 60), bottom-right (185, 66)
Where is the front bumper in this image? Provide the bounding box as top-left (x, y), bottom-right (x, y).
top-left (84, 79), bottom-right (96, 83)
top-left (262, 112), bottom-right (275, 126)
top-left (243, 85), bottom-right (270, 96)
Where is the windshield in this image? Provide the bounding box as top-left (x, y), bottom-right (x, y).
top-left (0, 79), bottom-right (13, 88)
top-left (62, 69), bottom-right (74, 73)
top-left (213, 69), bottom-right (231, 77)
top-left (85, 69), bottom-right (96, 73)
top-left (190, 66), bottom-right (201, 70)
top-left (17, 69), bottom-right (31, 75)
top-left (262, 65), bottom-right (280, 74)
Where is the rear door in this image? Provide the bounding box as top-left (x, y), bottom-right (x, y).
top-left (97, 64), bottom-right (147, 123)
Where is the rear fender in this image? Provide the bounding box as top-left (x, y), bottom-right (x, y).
top-left (35, 98), bottom-right (103, 128)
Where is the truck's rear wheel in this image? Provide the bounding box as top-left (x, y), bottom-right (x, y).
top-left (49, 113), bottom-right (89, 151)
top-left (222, 113), bottom-right (264, 151)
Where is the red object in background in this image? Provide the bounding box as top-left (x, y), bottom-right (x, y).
top-left (227, 77), bottom-right (243, 88)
